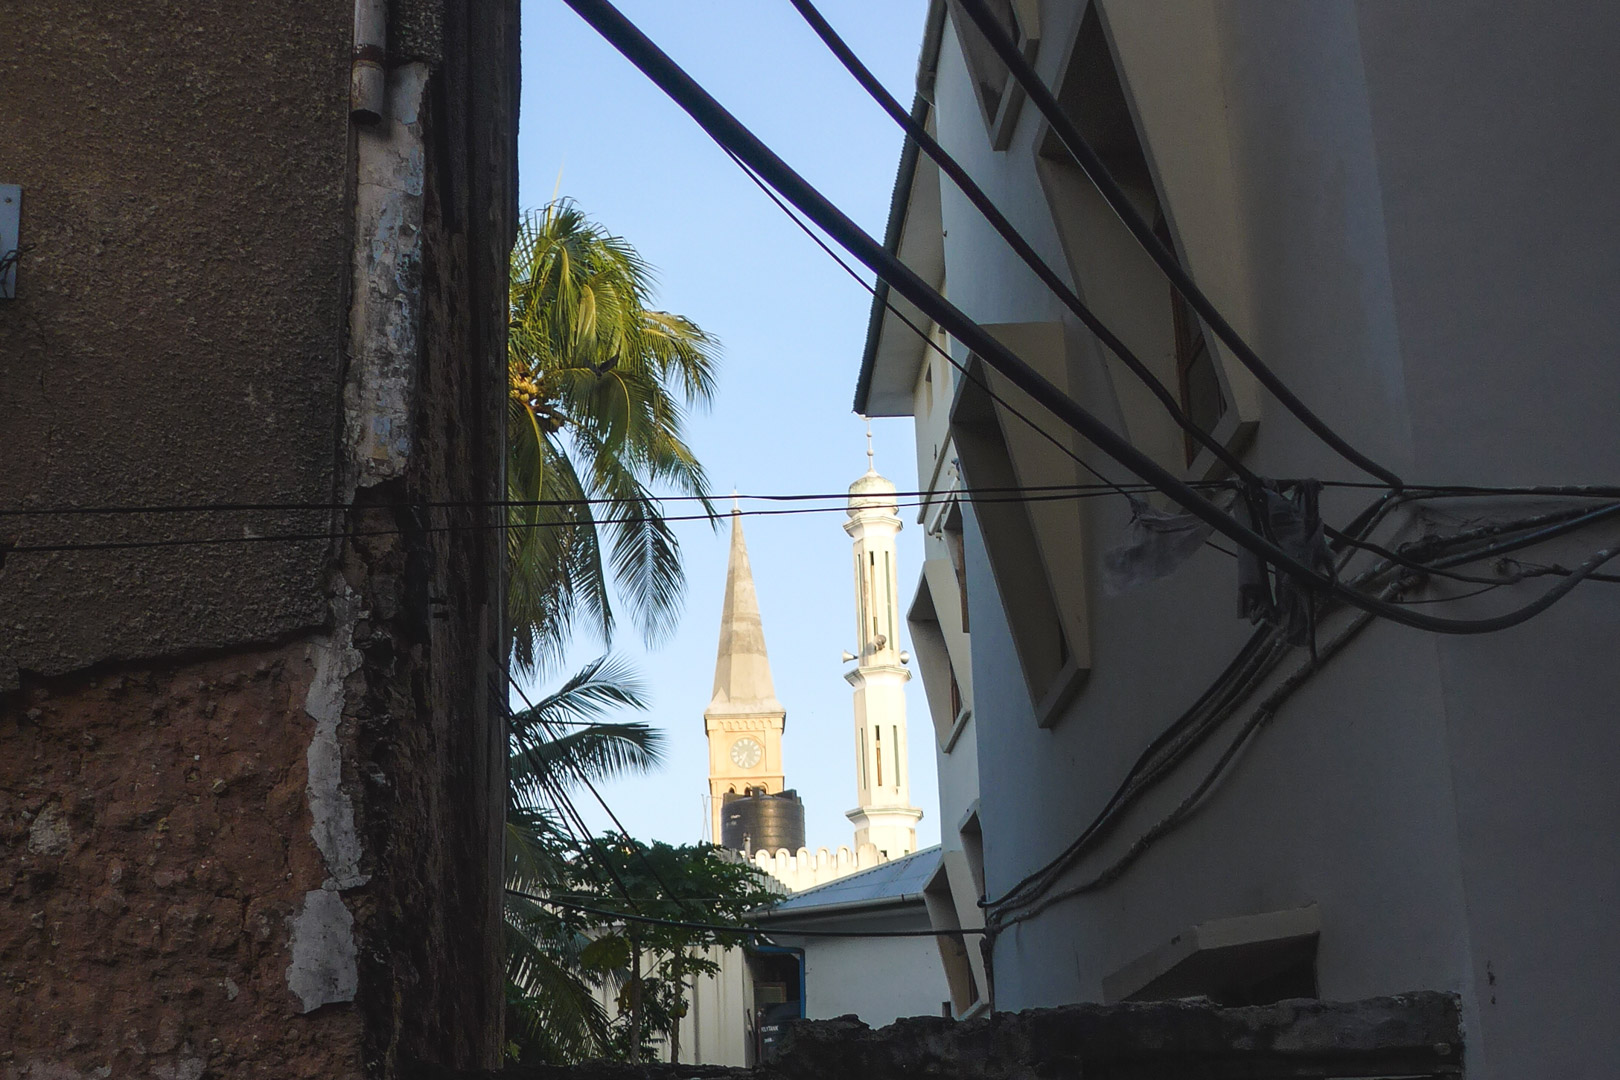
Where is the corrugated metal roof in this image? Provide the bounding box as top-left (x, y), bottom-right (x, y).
top-left (758, 845), bottom-right (942, 915)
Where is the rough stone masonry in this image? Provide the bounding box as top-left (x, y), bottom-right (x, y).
top-left (409, 993), bottom-right (1463, 1080)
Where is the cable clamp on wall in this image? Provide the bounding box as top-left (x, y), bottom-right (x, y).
top-left (0, 185), bottom-right (22, 300)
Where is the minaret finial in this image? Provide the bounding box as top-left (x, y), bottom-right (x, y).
top-left (732, 487), bottom-right (740, 515)
top-left (864, 416), bottom-right (875, 470)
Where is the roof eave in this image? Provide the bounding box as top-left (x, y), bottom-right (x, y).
top-left (853, 0), bottom-right (947, 417)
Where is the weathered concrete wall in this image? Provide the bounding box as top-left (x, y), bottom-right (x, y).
top-left (0, 0), bottom-right (518, 1074)
top-left (0, 0), bottom-right (352, 680)
top-left (413, 992), bottom-right (1461, 1080)
top-left (348, 0), bottom-right (518, 1069)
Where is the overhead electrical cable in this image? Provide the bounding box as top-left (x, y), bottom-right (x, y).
top-left (557, 0), bottom-right (1620, 636)
top-left (993, 585), bottom-right (1405, 929)
top-left (982, 494), bottom-right (1620, 921)
top-left (786, 0), bottom-right (1258, 483)
top-left (7, 481), bottom-right (1618, 520)
top-left (952, 0), bottom-right (1403, 490)
top-left (0, 481), bottom-right (1176, 518)
top-left (1, 489), bottom-right (1191, 558)
top-left (726, 133), bottom-right (1242, 559)
top-left (722, 146), bottom-right (1139, 503)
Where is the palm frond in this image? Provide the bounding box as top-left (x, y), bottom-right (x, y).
top-left (507, 199), bottom-right (720, 671)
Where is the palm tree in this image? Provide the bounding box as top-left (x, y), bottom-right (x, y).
top-left (505, 655), bottom-right (666, 1064)
top-left (508, 200), bottom-right (720, 674)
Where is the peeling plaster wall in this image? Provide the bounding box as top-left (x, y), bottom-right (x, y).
top-left (347, 64), bottom-right (432, 490)
top-left (0, 648), bottom-right (364, 1079)
top-left (1, 0), bottom-right (517, 1075)
top-left (348, 1), bottom-right (519, 1065)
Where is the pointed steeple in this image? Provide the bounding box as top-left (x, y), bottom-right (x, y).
top-left (707, 511), bottom-right (784, 717)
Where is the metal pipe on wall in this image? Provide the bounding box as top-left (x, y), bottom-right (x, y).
top-left (350, 0), bottom-right (387, 124)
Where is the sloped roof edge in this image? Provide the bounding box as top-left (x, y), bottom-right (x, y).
top-left (853, 0), bottom-right (947, 417)
top-left (755, 845), bottom-right (943, 918)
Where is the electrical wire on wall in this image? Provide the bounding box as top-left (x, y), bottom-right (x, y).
top-left (557, 0), bottom-right (1620, 639)
top-left (950, 0), bottom-right (1403, 490)
top-left (535, 0), bottom-right (1620, 954)
top-left (785, 0), bottom-right (1259, 485)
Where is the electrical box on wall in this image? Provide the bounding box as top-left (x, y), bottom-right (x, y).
top-left (0, 185), bottom-right (21, 299)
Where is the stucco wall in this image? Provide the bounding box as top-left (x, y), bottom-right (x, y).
top-left (907, 4), bottom-right (1620, 1079)
top-left (797, 905), bottom-right (952, 1027)
top-left (0, 0), bottom-right (353, 680)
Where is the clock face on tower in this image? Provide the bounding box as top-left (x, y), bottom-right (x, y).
top-left (729, 736), bottom-right (764, 769)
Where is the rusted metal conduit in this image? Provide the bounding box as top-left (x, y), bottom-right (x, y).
top-left (351, 0), bottom-right (387, 124)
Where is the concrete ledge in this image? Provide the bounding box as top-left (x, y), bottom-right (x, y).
top-left (417, 991), bottom-right (1461, 1080)
top-left (1102, 904), bottom-right (1321, 1003)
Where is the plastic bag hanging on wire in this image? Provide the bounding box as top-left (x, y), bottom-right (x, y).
top-left (1103, 489), bottom-right (1235, 596)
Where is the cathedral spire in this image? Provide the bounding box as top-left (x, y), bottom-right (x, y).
top-left (707, 511), bottom-right (783, 716)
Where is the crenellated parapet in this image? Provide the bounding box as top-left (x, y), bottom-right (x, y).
top-left (747, 842), bottom-right (890, 894)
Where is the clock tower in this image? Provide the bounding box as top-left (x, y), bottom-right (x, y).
top-left (704, 509), bottom-right (788, 844)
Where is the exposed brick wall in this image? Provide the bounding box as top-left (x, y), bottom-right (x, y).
top-left (1, 644), bottom-right (364, 1079)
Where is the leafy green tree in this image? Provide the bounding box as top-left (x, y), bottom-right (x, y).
top-left (504, 656), bottom-right (665, 1064)
top-left (507, 200), bottom-right (720, 674)
top-left (556, 834), bottom-right (779, 1063)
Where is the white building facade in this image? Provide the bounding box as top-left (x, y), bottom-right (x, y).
top-left (859, 3), bottom-right (1620, 1078)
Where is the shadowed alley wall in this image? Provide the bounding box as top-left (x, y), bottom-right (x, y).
top-left (0, 1), bottom-right (518, 1075)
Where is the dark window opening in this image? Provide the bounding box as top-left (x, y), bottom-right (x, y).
top-left (749, 947), bottom-right (804, 1064)
top-left (1108, 911), bottom-right (1320, 1008)
top-left (948, 0), bottom-right (1038, 150)
top-left (1039, 7), bottom-right (1229, 467)
top-left (1157, 216), bottom-right (1226, 462)
top-left (943, 502), bottom-right (970, 632)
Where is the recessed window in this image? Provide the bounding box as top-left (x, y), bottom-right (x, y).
top-left (1156, 216), bottom-right (1227, 463)
top-left (1103, 906), bottom-right (1321, 1007)
top-left (923, 862), bottom-right (982, 1015)
top-left (1034, 6), bottom-right (1237, 476)
top-left (908, 562), bottom-right (974, 750)
top-left (949, 349), bottom-right (1089, 726)
top-left (948, 0), bottom-right (1040, 150)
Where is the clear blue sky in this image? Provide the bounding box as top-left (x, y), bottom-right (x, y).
top-left (513, 0), bottom-right (938, 852)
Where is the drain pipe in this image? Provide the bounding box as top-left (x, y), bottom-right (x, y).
top-left (350, 0), bottom-right (387, 124)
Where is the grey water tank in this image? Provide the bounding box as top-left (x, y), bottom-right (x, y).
top-left (720, 787), bottom-right (805, 854)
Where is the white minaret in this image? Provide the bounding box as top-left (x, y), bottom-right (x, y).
top-left (844, 424), bottom-right (923, 858)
